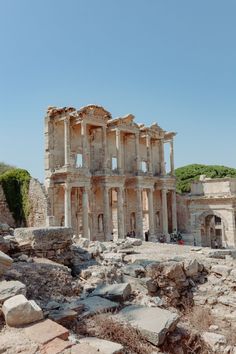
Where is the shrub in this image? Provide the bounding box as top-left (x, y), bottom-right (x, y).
top-left (0, 168), bottom-right (31, 226)
top-left (175, 164), bottom-right (236, 194)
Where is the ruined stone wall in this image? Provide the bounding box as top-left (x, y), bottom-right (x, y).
top-left (27, 178), bottom-right (48, 227)
top-left (177, 194), bottom-right (191, 233)
top-left (0, 184), bottom-right (15, 227)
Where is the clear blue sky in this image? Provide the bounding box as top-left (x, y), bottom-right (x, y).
top-left (0, 0), bottom-right (235, 181)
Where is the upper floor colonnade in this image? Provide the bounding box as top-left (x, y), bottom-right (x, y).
top-left (45, 105), bottom-right (176, 179)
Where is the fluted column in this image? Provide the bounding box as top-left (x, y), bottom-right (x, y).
top-left (81, 121), bottom-right (88, 169)
top-left (171, 190), bottom-right (177, 232)
top-left (162, 188), bottom-right (168, 236)
top-left (160, 139), bottom-right (166, 175)
top-left (117, 187), bottom-right (125, 238)
top-left (64, 182), bottom-right (71, 227)
top-left (82, 187), bottom-right (89, 239)
top-left (135, 133), bottom-right (140, 173)
top-left (146, 135), bottom-right (153, 174)
top-left (103, 126), bottom-right (108, 172)
top-left (170, 140), bottom-right (174, 175)
top-left (116, 129), bottom-right (123, 174)
top-left (103, 186), bottom-right (110, 240)
top-left (64, 117), bottom-right (70, 166)
top-left (147, 188), bottom-right (155, 236)
top-left (136, 187), bottom-right (143, 239)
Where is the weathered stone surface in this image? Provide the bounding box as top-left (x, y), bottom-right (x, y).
top-left (162, 262), bottom-right (186, 282)
top-left (122, 264), bottom-right (145, 278)
top-left (217, 295), bottom-right (236, 308)
top-left (115, 305), bottom-right (179, 345)
top-left (78, 296), bottom-right (119, 317)
top-left (211, 265), bottom-right (232, 277)
top-left (25, 318), bottom-right (69, 344)
top-left (2, 294), bottom-right (44, 327)
top-left (49, 309), bottom-right (77, 325)
top-left (79, 337), bottom-right (123, 354)
top-left (103, 253), bottom-right (123, 262)
top-left (184, 259), bottom-right (199, 277)
top-left (126, 237), bottom-right (142, 246)
top-left (0, 250), bottom-right (13, 276)
top-left (14, 227), bottom-right (73, 265)
top-left (90, 283), bottom-right (131, 302)
top-left (42, 337), bottom-right (73, 354)
top-left (202, 332), bottom-right (226, 352)
top-left (71, 343), bottom-right (104, 354)
top-left (0, 280), bottom-right (26, 303)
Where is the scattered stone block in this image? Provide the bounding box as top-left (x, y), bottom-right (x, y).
top-left (202, 332), bottom-right (226, 352)
top-left (79, 337), bottom-right (123, 354)
top-left (0, 280), bottom-right (26, 303)
top-left (184, 259), bottom-right (199, 277)
top-left (78, 296), bottom-right (119, 317)
top-left (0, 250), bottom-right (13, 276)
top-left (126, 237), bottom-right (142, 246)
top-left (42, 338), bottom-right (73, 354)
top-left (217, 295), bottom-right (236, 308)
top-left (90, 283), bottom-right (131, 302)
top-left (123, 264), bottom-right (145, 277)
top-left (3, 294), bottom-right (43, 327)
top-left (25, 318), bottom-right (69, 344)
top-left (115, 305), bottom-right (179, 346)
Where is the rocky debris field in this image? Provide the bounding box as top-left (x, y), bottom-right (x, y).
top-left (1, 224), bottom-right (236, 353)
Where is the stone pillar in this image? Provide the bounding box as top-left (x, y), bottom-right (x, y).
top-left (135, 133), bottom-right (140, 173)
top-left (160, 139), bottom-right (166, 175)
top-left (170, 140), bottom-right (174, 175)
top-left (103, 186), bottom-right (110, 240)
top-left (171, 190), bottom-right (177, 232)
top-left (81, 121), bottom-right (88, 169)
top-left (64, 182), bottom-right (71, 227)
top-left (147, 188), bottom-right (155, 237)
top-left (64, 117), bottom-right (70, 166)
top-left (136, 187), bottom-right (143, 239)
top-left (116, 129), bottom-right (123, 174)
top-left (161, 188), bottom-right (169, 238)
top-left (117, 187), bottom-right (125, 239)
top-left (102, 126), bottom-right (108, 172)
top-left (82, 187), bottom-right (89, 239)
top-left (146, 135), bottom-right (153, 174)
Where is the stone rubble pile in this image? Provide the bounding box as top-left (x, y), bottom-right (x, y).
top-left (1, 230), bottom-right (236, 353)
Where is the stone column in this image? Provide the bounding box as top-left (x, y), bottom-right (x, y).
top-left (102, 126), bottom-right (108, 172)
top-left (116, 129), bottom-right (123, 174)
top-left (136, 187), bottom-right (143, 239)
top-left (135, 133), bottom-right (140, 173)
top-left (147, 188), bottom-right (155, 237)
top-left (146, 135), bottom-right (153, 174)
top-left (160, 139), bottom-right (166, 175)
top-left (103, 186), bottom-right (110, 240)
top-left (64, 182), bottom-right (71, 227)
top-left (81, 121), bottom-right (88, 169)
top-left (117, 187), bottom-right (125, 239)
top-left (162, 188), bottom-right (168, 237)
top-left (170, 140), bottom-right (174, 175)
top-left (82, 187), bottom-right (89, 239)
top-left (171, 190), bottom-right (177, 232)
top-left (64, 117), bottom-right (70, 166)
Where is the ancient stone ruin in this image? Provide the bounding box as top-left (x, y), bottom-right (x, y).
top-left (44, 105), bottom-right (177, 242)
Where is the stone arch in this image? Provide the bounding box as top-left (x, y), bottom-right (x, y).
top-left (197, 210), bottom-right (229, 231)
top-left (197, 210), bottom-right (228, 248)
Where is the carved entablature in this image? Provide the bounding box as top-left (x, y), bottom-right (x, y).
top-left (47, 106), bottom-right (77, 120)
top-left (139, 123), bottom-right (165, 140)
top-left (108, 114), bottom-right (139, 133)
top-left (164, 131), bottom-right (177, 142)
top-left (76, 105), bottom-right (112, 124)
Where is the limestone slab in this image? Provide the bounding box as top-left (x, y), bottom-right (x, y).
top-left (0, 280), bottom-right (26, 303)
top-left (79, 337), bottom-right (123, 354)
top-left (42, 338), bottom-right (73, 354)
top-left (78, 296), bottom-right (119, 317)
top-left (0, 250), bottom-right (13, 276)
top-left (25, 319), bottom-right (69, 344)
top-left (115, 305), bottom-right (179, 345)
top-left (3, 294), bottom-right (43, 327)
top-left (90, 283), bottom-right (131, 302)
